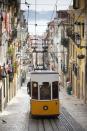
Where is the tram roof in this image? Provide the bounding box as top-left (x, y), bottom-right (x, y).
top-left (30, 70), bottom-right (59, 74)
top-left (30, 70), bottom-right (59, 82)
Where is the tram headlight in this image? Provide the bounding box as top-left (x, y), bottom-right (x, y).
top-left (43, 106), bottom-right (48, 110)
top-left (33, 83), bottom-right (37, 87)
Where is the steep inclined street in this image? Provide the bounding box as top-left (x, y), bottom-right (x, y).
top-left (0, 0), bottom-right (87, 131)
top-left (0, 76), bottom-right (87, 131)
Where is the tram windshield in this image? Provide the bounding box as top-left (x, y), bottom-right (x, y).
top-left (52, 81), bottom-right (58, 99)
top-left (32, 81), bottom-right (38, 99)
top-left (32, 81), bottom-right (58, 100)
top-left (40, 82), bottom-right (51, 100)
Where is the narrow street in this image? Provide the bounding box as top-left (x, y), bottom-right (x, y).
top-left (0, 77), bottom-right (86, 131)
top-left (0, 85), bottom-right (29, 131)
top-left (0, 0), bottom-right (87, 131)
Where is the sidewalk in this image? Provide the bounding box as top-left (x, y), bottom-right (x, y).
top-left (0, 85), bottom-right (29, 131)
top-left (60, 87), bottom-right (87, 130)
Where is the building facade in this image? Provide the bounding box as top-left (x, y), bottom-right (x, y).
top-left (67, 0), bottom-right (87, 103)
top-left (0, 0), bottom-right (21, 111)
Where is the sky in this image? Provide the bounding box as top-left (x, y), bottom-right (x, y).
top-left (21, 0), bottom-right (73, 35)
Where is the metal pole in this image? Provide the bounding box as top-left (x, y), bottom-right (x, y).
top-left (27, 5), bottom-right (29, 32)
top-left (25, 1), bottom-right (30, 33)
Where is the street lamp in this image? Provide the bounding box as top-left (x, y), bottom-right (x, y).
top-left (77, 45), bottom-right (87, 60)
top-left (77, 54), bottom-right (85, 59)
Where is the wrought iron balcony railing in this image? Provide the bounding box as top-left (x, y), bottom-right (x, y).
top-left (61, 38), bottom-right (69, 47)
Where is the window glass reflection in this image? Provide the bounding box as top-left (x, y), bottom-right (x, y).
top-left (40, 82), bottom-right (51, 100)
top-left (52, 81), bottom-right (58, 99)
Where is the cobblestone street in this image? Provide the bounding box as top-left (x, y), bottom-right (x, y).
top-left (60, 87), bottom-right (87, 130)
top-left (0, 0), bottom-right (87, 131)
top-left (0, 81), bottom-right (87, 131)
top-left (0, 85), bottom-right (29, 131)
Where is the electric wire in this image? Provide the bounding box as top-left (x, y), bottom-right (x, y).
top-left (26, 51), bottom-right (67, 53)
top-left (16, 1), bottom-right (73, 36)
top-left (27, 5), bottom-right (29, 32)
top-left (20, 0), bottom-right (74, 35)
top-left (25, 23), bottom-right (74, 26)
top-left (63, 0), bottom-right (84, 25)
top-left (74, 9), bottom-right (85, 24)
top-left (21, 3), bottom-right (71, 6)
top-left (35, 0), bottom-right (37, 36)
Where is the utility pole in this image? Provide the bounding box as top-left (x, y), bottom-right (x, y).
top-left (25, 1), bottom-right (30, 33)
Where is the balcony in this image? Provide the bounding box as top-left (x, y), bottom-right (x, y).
top-left (61, 64), bottom-right (68, 74)
top-left (61, 38), bottom-right (69, 48)
top-left (66, 27), bottom-right (81, 46)
top-left (68, 31), bottom-right (81, 46)
top-left (66, 28), bottom-right (73, 37)
top-left (70, 33), bottom-right (75, 42)
top-left (31, 45), bottom-right (37, 49)
top-left (42, 44), bottom-right (48, 49)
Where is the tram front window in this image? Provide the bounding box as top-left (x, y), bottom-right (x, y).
top-left (40, 82), bottom-right (51, 100)
top-left (32, 82), bottom-right (38, 99)
top-left (52, 81), bottom-right (58, 99)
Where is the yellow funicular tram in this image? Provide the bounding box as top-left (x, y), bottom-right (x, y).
top-left (28, 70), bottom-right (60, 116)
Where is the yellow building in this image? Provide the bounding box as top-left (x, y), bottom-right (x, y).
top-left (68, 0), bottom-right (87, 103)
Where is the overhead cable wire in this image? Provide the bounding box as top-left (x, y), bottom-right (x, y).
top-left (34, 0), bottom-right (37, 45)
top-left (65, 0), bottom-right (83, 24)
top-left (21, 2), bottom-right (72, 6)
top-left (27, 23), bottom-right (74, 26)
top-left (25, 51), bottom-right (67, 53)
top-left (74, 9), bottom-right (85, 24)
top-left (35, 0), bottom-right (36, 36)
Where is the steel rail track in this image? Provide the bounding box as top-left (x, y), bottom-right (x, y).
top-left (27, 110), bottom-right (85, 131)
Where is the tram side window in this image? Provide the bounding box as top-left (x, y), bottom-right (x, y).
top-left (40, 82), bottom-right (51, 100)
top-left (52, 81), bottom-right (58, 99)
top-left (32, 81), bottom-right (38, 99)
